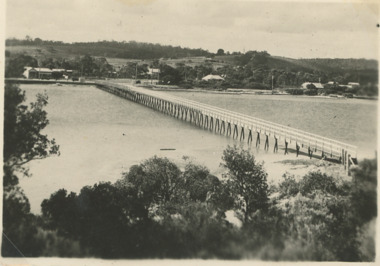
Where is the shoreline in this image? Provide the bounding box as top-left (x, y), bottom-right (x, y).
top-left (5, 78), bottom-right (97, 85)
top-left (5, 78), bottom-right (377, 100)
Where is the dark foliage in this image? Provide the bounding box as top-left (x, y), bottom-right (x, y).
top-left (5, 54), bottom-right (38, 78)
top-left (2, 83), bottom-right (60, 257)
top-left (6, 38), bottom-right (212, 59)
top-left (350, 159), bottom-right (377, 225)
top-left (286, 88), bottom-right (304, 95)
top-left (3, 83), bottom-right (60, 188)
top-left (221, 145), bottom-right (269, 223)
top-left (275, 162), bottom-right (377, 261)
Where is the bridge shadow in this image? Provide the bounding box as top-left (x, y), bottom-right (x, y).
top-left (278, 147), bottom-right (341, 164)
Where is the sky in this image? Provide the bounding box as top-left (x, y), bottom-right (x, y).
top-left (4, 0), bottom-right (380, 59)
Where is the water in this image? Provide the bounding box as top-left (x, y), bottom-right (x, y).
top-left (167, 91), bottom-right (377, 157)
top-left (18, 84), bottom-right (377, 213)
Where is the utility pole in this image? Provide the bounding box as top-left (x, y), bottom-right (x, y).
top-left (135, 63), bottom-right (138, 83)
top-left (38, 59), bottom-right (41, 79)
top-left (271, 75), bottom-right (274, 93)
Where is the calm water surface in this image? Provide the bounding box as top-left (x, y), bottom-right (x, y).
top-left (20, 84), bottom-right (377, 213)
top-left (167, 91), bottom-right (377, 156)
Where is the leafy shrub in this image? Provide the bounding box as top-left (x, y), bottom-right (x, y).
top-left (278, 174), bottom-right (299, 197)
top-left (222, 145), bottom-right (269, 223)
top-left (350, 159), bottom-right (377, 225)
top-left (299, 171), bottom-right (339, 196)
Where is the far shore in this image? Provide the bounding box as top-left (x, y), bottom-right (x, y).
top-left (147, 86), bottom-right (378, 100)
top-left (5, 78), bottom-right (377, 100)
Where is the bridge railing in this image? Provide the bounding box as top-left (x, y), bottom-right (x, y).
top-left (97, 81), bottom-right (357, 157)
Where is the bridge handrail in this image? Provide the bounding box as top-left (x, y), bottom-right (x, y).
top-left (97, 81), bottom-right (357, 154)
top-left (134, 87), bottom-right (356, 151)
top-left (161, 94), bottom-right (356, 152)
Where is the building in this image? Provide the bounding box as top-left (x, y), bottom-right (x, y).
top-left (147, 67), bottom-right (160, 75)
top-left (22, 67), bottom-right (39, 79)
top-left (301, 82), bottom-right (324, 89)
top-left (202, 74), bottom-right (224, 81)
top-left (23, 67), bottom-right (53, 79)
top-left (23, 67), bottom-right (73, 80)
top-left (347, 82), bottom-right (360, 88)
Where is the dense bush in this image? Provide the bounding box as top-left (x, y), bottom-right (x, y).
top-left (244, 82), bottom-right (270, 90)
top-left (304, 88), bottom-right (318, 96)
top-left (285, 88), bottom-right (304, 95)
top-left (40, 157), bottom-right (240, 258)
top-left (37, 149), bottom-right (377, 261)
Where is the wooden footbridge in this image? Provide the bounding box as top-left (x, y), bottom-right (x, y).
top-left (96, 81), bottom-right (357, 172)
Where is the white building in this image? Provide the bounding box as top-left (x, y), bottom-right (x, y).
top-left (147, 67), bottom-right (160, 75)
top-left (23, 67), bottom-right (52, 79)
top-left (301, 82), bottom-right (324, 89)
top-left (202, 74), bottom-right (224, 81)
top-left (347, 82), bottom-right (360, 88)
top-left (23, 67), bottom-right (73, 79)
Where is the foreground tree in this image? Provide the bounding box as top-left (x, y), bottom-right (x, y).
top-left (275, 163), bottom-right (377, 261)
top-left (221, 145), bottom-right (269, 223)
top-left (2, 82), bottom-right (60, 256)
top-left (3, 82), bottom-right (60, 189)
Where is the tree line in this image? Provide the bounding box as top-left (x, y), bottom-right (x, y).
top-left (5, 53), bottom-right (115, 79)
top-left (5, 36), bottom-right (378, 95)
top-left (2, 82), bottom-right (377, 260)
top-left (6, 37), bottom-right (213, 59)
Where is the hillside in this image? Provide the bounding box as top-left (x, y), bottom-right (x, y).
top-left (5, 39), bottom-right (213, 60)
top-left (272, 56), bottom-right (378, 72)
top-left (5, 38), bottom-right (378, 95)
top-left (6, 38), bottom-right (377, 74)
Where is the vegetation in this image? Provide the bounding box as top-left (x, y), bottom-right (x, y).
top-left (5, 54), bottom-right (38, 78)
top-left (2, 82), bottom-right (60, 256)
top-left (5, 37), bottom-right (378, 96)
top-left (36, 150), bottom-right (377, 260)
top-left (6, 37), bottom-right (212, 59)
top-left (5, 53), bottom-right (114, 79)
top-left (3, 97), bottom-right (376, 260)
top-left (221, 146), bottom-right (269, 222)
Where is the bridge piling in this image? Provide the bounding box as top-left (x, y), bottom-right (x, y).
top-left (247, 129), bottom-right (253, 144)
top-left (227, 123), bottom-right (231, 136)
top-left (274, 137), bottom-right (278, 153)
top-left (264, 135), bottom-right (269, 151)
top-left (256, 132), bottom-right (260, 148)
top-left (233, 124), bottom-right (238, 139)
top-left (95, 81), bottom-right (358, 171)
top-left (240, 127), bottom-right (245, 141)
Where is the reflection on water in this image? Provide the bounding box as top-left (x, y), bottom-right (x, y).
top-left (19, 84), bottom-right (377, 213)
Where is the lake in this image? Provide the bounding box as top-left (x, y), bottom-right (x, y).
top-left (19, 84), bottom-right (377, 213)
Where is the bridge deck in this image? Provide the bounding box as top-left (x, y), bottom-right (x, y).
top-left (96, 81), bottom-right (357, 166)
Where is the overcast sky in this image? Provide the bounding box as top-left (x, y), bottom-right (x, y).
top-left (5, 0), bottom-right (379, 59)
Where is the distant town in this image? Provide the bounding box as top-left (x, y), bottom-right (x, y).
top-left (5, 37), bottom-right (378, 98)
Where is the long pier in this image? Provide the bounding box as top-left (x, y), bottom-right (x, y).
top-left (95, 81), bottom-right (357, 171)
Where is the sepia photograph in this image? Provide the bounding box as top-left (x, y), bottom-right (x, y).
top-left (1, 0), bottom-right (378, 264)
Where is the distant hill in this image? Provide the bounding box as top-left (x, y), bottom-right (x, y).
top-left (5, 38), bottom-right (213, 60)
top-left (7, 38), bottom-right (377, 71)
top-left (271, 56), bottom-right (377, 72)
top-left (213, 54), bottom-right (377, 72)
top-left (5, 38), bottom-right (378, 86)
